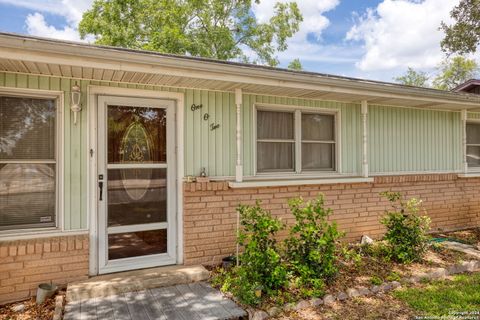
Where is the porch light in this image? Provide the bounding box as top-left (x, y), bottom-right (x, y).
top-left (70, 83), bottom-right (82, 125)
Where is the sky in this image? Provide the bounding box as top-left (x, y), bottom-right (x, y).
top-left (0, 0), bottom-right (462, 82)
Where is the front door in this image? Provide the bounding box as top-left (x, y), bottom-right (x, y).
top-left (97, 95), bottom-right (176, 274)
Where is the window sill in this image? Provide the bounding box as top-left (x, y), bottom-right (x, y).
top-left (228, 177), bottom-right (374, 188)
top-left (0, 228), bottom-right (88, 241)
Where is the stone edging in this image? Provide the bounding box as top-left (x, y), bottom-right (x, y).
top-left (52, 295), bottom-right (64, 320)
top-left (248, 260), bottom-right (480, 320)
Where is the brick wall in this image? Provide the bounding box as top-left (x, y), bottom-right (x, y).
top-left (0, 234), bottom-right (89, 305)
top-left (183, 174), bottom-right (480, 265)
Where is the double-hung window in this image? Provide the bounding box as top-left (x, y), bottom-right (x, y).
top-left (256, 106), bottom-right (337, 174)
top-left (0, 94), bottom-right (59, 231)
top-left (466, 122), bottom-right (480, 169)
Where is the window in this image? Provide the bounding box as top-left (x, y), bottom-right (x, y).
top-left (0, 95), bottom-right (58, 231)
top-left (467, 122), bottom-right (480, 168)
top-left (256, 107), bottom-right (337, 174)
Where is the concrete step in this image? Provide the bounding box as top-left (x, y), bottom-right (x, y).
top-left (66, 265), bottom-right (210, 302)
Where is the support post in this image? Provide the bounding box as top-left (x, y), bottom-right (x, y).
top-left (461, 109), bottom-right (468, 173)
top-left (235, 88), bottom-right (243, 182)
top-left (361, 100), bottom-right (369, 178)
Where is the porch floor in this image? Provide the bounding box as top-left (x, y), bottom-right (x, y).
top-left (64, 265), bottom-right (246, 320)
top-left (63, 282), bottom-right (247, 320)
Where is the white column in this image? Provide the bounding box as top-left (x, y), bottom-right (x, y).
top-left (361, 100), bottom-right (369, 178)
top-left (235, 88), bottom-right (243, 182)
top-left (461, 109), bottom-right (468, 173)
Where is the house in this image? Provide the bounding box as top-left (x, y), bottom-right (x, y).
top-left (0, 32), bottom-right (479, 304)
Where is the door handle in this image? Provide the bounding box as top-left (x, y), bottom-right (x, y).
top-left (99, 181), bottom-right (104, 201)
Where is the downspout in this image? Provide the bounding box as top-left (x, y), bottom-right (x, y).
top-left (361, 100), bottom-right (369, 178)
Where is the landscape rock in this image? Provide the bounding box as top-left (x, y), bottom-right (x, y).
top-left (310, 298), bottom-right (323, 306)
top-left (294, 300), bottom-right (310, 310)
top-left (11, 304), bottom-right (25, 312)
top-left (379, 283), bottom-right (393, 292)
top-left (346, 288), bottom-right (361, 298)
top-left (336, 292), bottom-right (348, 301)
top-left (323, 294), bottom-right (335, 304)
top-left (283, 303), bottom-right (296, 312)
top-left (360, 235), bottom-right (374, 245)
top-left (357, 286), bottom-right (371, 296)
top-left (370, 285), bottom-right (381, 293)
top-left (267, 307), bottom-right (282, 317)
top-left (251, 310), bottom-right (269, 320)
top-left (390, 281), bottom-right (401, 289)
top-left (429, 268), bottom-right (448, 279)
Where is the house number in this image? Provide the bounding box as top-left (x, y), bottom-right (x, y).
top-left (191, 103), bottom-right (202, 111)
top-left (210, 123), bottom-right (220, 131)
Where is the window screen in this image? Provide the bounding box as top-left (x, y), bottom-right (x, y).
top-left (0, 96), bottom-right (57, 230)
top-left (467, 123), bottom-right (480, 168)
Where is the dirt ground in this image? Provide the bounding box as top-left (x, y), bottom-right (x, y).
top-left (277, 293), bottom-right (417, 320)
top-left (0, 291), bottom-right (64, 320)
top-left (432, 227), bottom-right (480, 247)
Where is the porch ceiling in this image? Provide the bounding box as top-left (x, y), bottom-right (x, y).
top-left (1, 32), bottom-right (480, 111)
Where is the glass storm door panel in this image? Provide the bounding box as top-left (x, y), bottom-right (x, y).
top-left (97, 96), bottom-right (176, 274)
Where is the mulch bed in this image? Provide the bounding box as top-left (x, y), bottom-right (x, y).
top-left (277, 293), bottom-right (416, 320)
top-left (326, 244), bottom-right (466, 293)
top-left (432, 227), bottom-right (480, 246)
top-left (0, 291), bottom-right (65, 320)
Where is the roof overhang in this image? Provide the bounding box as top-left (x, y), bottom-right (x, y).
top-left (0, 32), bottom-right (480, 111)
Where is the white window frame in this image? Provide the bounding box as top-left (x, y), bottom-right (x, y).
top-left (253, 103), bottom-right (341, 177)
top-left (0, 87), bottom-right (64, 237)
top-left (466, 119), bottom-right (480, 172)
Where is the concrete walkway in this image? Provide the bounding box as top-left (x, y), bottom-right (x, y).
top-left (64, 265), bottom-right (246, 320)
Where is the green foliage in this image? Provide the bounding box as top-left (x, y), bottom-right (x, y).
top-left (394, 67), bottom-right (429, 87)
top-left (441, 0), bottom-right (480, 56)
top-left (287, 58), bottom-right (303, 70)
top-left (79, 0), bottom-right (303, 67)
top-left (370, 275), bottom-right (383, 286)
top-left (432, 56), bottom-right (478, 91)
top-left (394, 273), bottom-right (480, 316)
top-left (380, 191), bottom-right (431, 263)
top-left (223, 202), bottom-right (287, 305)
top-left (284, 195), bottom-right (343, 297)
top-left (386, 271), bottom-right (401, 282)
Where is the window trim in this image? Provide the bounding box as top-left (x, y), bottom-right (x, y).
top-left (253, 103), bottom-right (341, 177)
top-left (466, 119), bottom-right (480, 172)
top-left (0, 87), bottom-right (64, 236)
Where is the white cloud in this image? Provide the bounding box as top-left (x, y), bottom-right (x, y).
top-left (25, 12), bottom-right (82, 41)
top-left (0, 0), bottom-right (93, 41)
top-left (253, 0), bottom-right (341, 65)
top-left (346, 0), bottom-right (459, 72)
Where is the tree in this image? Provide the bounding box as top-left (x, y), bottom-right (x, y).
top-left (394, 67), bottom-right (429, 87)
top-left (79, 0), bottom-right (303, 67)
top-left (287, 58), bottom-right (302, 70)
top-left (432, 56), bottom-right (478, 91)
top-left (441, 0), bottom-right (480, 55)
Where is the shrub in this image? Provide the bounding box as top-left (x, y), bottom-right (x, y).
top-left (284, 195), bottom-right (343, 297)
top-left (380, 191), bottom-right (431, 263)
top-left (223, 202), bottom-right (288, 305)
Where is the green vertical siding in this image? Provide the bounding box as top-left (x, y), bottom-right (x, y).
top-left (468, 112), bottom-right (480, 120)
top-left (368, 105), bottom-right (463, 173)
top-left (0, 71), bottom-right (468, 230)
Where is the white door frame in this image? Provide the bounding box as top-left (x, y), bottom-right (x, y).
top-left (87, 86), bottom-right (184, 276)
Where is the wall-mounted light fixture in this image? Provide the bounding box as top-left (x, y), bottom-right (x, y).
top-left (70, 83), bottom-right (82, 125)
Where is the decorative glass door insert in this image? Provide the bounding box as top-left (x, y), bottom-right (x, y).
top-left (97, 96), bottom-right (176, 274)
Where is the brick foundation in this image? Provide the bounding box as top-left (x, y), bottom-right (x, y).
top-left (0, 234), bottom-right (89, 305)
top-left (183, 174), bottom-right (480, 265)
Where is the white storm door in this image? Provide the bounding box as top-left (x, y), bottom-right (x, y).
top-left (97, 95), bottom-right (176, 274)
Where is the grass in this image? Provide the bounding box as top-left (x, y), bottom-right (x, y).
top-left (393, 272), bottom-right (480, 316)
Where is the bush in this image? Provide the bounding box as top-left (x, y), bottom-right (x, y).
top-left (380, 191), bottom-right (431, 263)
top-left (284, 195), bottom-right (343, 297)
top-left (223, 202), bottom-right (288, 305)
